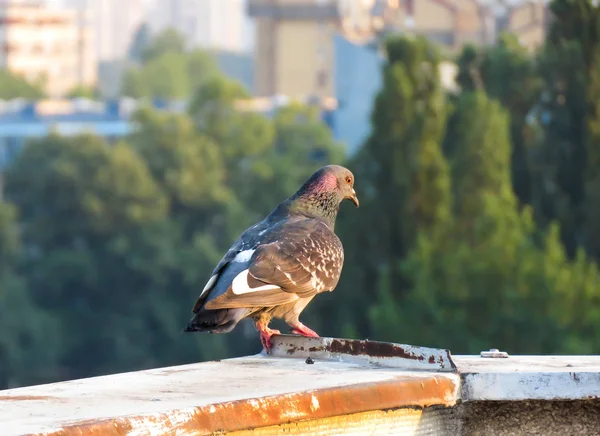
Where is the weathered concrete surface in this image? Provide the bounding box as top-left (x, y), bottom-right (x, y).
top-left (0, 354), bottom-right (459, 436)
top-left (3, 338), bottom-right (600, 436)
top-left (454, 355), bottom-right (600, 401)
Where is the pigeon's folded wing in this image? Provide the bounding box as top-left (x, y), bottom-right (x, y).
top-left (204, 220), bottom-right (343, 310)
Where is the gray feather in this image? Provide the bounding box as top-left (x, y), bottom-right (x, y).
top-left (203, 258), bottom-right (251, 307)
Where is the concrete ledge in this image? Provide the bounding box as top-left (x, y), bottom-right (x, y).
top-left (454, 355), bottom-right (600, 401)
top-left (3, 336), bottom-right (600, 435)
top-left (32, 375), bottom-right (457, 436)
top-left (0, 346), bottom-right (459, 436)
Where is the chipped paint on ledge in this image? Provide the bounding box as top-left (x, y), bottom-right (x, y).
top-left (35, 375), bottom-right (459, 436)
top-left (270, 335), bottom-right (457, 372)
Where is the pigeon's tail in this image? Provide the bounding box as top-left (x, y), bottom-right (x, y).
top-left (183, 308), bottom-right (247, 334)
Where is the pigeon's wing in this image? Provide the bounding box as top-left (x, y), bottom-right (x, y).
top-left (191, 220), bottom-right (270, 313)
top-left (251, 220), bottom-right (344, 296)
top-left (204, 219), bottom-right (344, 310)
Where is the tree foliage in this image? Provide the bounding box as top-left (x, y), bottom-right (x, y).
top-left (121, 29), bottom-right (219, 99)
top-left (0, 70), bottom-right (45, 100)
top-left (0, 72), bottom-right (346, 386)
top-left (529, 0), bottom-right (600, 256)
top-left (141, 28), bottom-right (186, 63)
top-left (455, 34), bottom-right (542, 203)
top-left (4, 3), bottom-right (600, 388)
top-left (67, 86), bottom-right (100, 99)
top-left (307, 36), bottom-right (453, 338)
top-left (0, 201), bottom-right (58, 388)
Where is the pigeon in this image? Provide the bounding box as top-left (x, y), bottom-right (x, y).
top-left (183, 165), bottom-right (359, 353)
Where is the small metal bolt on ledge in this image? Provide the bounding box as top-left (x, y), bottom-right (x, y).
top-left (480, 348), bottom-right (509, 358)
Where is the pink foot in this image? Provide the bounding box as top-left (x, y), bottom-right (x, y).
top-left (257, 326), bottom-right (280, 354)
top-left (290, 322), bottom-right (320, 338)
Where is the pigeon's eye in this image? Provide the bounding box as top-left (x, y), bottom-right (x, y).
top-left (345, 176), bottom-right (352, 185)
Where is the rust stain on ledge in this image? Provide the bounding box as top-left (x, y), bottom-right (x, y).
top-left (272, 335), bottom-right (457, 372)
top-left (35, 375), bottom-right (458, 436)
top-left (327, 339), bottom-right (426, 361)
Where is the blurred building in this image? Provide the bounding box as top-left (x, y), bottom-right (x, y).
top-left (148, 0), bottom-right (251, 53)
top-left (498, 0), bottom-right (547, 51)
top-left (249, 0), bottom-right (495, 99)
top-left (63, 0), bottom-right (144, 61)
top-left (234, 41), bottom-right (456, 156)
top-left (333, 34), bottom-right (382, 154)
top-left (397, 0), bottom-right (496, 48)
top-left (0, 97), bottom-right (186, 169)
top-left (0, 1), bottom-right (97, 97)
top-left (249, 0), bottom-right (389, 99)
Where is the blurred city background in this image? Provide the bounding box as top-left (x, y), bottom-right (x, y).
top-left (1, 0), bottom-right (598, 390)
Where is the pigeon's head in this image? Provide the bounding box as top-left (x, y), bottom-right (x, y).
top-left (330, 165), bottom-right (359, 208)
top-left (302, 165), bottom-right (359, 208)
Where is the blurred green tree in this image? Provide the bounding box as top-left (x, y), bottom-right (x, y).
top-left (0, 201), bottom-right (58, 389)
top-left (315, 35), bottom-right (452, 338)
top-left (187, 49), bottom-right (221, 92)
top-left (141, 28), bottom-right (186, 63)
top-left (129, 108), bottom-right (231, 216)
top-left (242, 103), bottom-right (346, 218)
top-left (0, 70), bottom-right (45, 99)
top-left (187, 76), bottom-right (273, 227)
top-left (455, 34), bottom-right (543, 204)
top-left (121, 29), bottom-right (219, 99)
top-left (370, 92), bottom-right (600, 354)
top-left (122, 53), bottom-right (190, 99)
top-left (3, 134), bottom-right (176, 379)
top-left (120, 68), bottom-right (148, 98)
top-left (530, 0), bottom-right (600, 257)
top-left (67, 85), bottom-right (100, 99)
top-left (448, 93), bottom-right (516, 233)
top-left (585, 47), bottom-right (600, 258)
top-left (5, 134), bottom-right (167, 247)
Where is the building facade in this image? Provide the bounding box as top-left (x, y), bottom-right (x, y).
top-left (333, 33), bottom-right (382, 154)
top-left (0, 1), bottom-right (97, 97)
top-left (63, 0), bottom-right (144, 61)
top-left (501, 0), bottom-right (547, 51)
top-left (249, 0), bottom-right (496, 100)
top-left (249, 0), bottom-right (394, 99)
top-left (0, 97), bottom-right (182, 169)
top-left (249, 0), bottom-right (548, 103)
top-left (385, 0), bottom-right (496, 49)
top-left (148, 0), bottom-right (250, 53)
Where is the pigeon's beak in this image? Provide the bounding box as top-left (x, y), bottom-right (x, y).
top-left (349, 189), bottom-right (359, 207)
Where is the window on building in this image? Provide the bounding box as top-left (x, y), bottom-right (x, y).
top-left (317, 46), bottom-right (327, 62)
top-left (4, 42), bottom-right (18, 54)
top-left (317, 70), bottom-right (328, 88)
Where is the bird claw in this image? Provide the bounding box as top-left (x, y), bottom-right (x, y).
top-left (290, 323), bottom-right (320, 338)
top-left (258, 328), bottom-right (280, 354)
